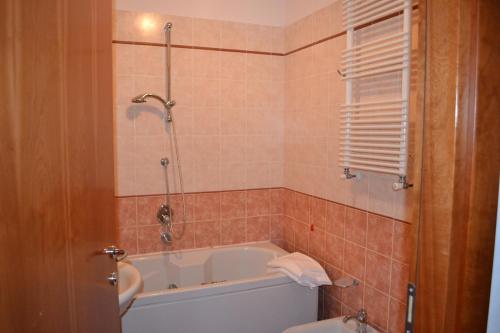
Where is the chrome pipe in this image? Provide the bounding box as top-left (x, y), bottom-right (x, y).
top-left (164, 22), bottom-right (173, 107)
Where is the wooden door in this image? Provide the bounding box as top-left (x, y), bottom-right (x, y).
top-left (0, 0), bottom-right (120, 332)
top-left (414, 0), bottom-right (500, 332)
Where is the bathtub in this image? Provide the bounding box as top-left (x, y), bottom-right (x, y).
top-left (121, 242), bottom-right (318, 333)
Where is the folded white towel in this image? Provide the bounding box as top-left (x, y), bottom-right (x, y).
top-left (267, 252), bottom-right (332, 288)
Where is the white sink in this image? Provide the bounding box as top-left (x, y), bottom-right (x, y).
top-left (118, 261), bottom-right (142, 315)
top-left (283, 317), bottom-right (379, 333)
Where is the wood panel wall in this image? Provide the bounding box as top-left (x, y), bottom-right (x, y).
top-left (415, 0), bottom-right (500, 331)
top-left (0, 1), bottom-right (119, 332)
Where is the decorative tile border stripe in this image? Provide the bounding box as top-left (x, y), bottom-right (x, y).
top-left (113, 5), bottom-right (418, 58)
top-left (115, 187), bottom-right (282, 199)
top-left (111, 40), bottom-right (283, 56)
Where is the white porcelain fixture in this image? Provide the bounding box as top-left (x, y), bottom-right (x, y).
top-left (118, 261), bottom-right (142, 315)
top-left (121, 242), bottom-right (318, 333)
top-left (283, 317), bottom-right (379, 333)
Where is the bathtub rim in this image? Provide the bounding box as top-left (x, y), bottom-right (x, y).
top-left (127, 240), bottom-right (288, 261)
top-left (126, 241), bottom-right (304, 308)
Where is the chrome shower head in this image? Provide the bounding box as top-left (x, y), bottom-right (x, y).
top-left (131, 93), bottom-right (175, 122)
top-left (131, 93), bottom-right (171, 108)
top-left (131, 93), bottom-right (150, 104)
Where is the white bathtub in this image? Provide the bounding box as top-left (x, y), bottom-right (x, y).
top-left (121, 242), bottom-right (318, 333)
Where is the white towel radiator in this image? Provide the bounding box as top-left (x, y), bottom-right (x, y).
top-left (339, 0), bottom-right (413, 190)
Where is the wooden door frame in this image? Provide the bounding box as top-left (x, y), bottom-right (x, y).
top-left (415, 0), bottom-right (500, 332)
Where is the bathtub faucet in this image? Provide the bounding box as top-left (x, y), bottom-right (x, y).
top-left (157, 204), bottom-right (174, 244)
top-left (157, 204), bottom-right (172, 225)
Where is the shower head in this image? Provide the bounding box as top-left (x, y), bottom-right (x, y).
top-left (131, 93), bottom-right (175, 122)
top-left (132, 93), bottom-right (156, 104)
top-left (131, 93), bottom-right (175, 108)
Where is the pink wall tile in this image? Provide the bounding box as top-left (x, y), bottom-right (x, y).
top-left (247, 189), bottom-right (270, 217)
top-left (118, 227), bottom-right (138, 255)
top-left (393, 222), bottom-right (412, 264)
top-left (193, 192), bottom-right (221, 221)
top-left (172, 48), bottom-right (193, 78)
top-left (365, 251), bottom-right (391, 293)
top-left (220, 108), bottom-right (246, 135)
top-left (325, 233), bottom-right (344, 269)
top-left (326, 202), bottom-right (346, 237)
top-left (193, 50), bottom-right (220, 78)
top-left (192, 18), bottom-right (221, 48)
top-left (195, 221), bottom-right (221, 248)
top-left (294, 221), bottom-right (309, 253)
top-left (270, 215), bottom-right (284, 240)
top-left (220, 162), bottom-right (247, 190)
top-left (364, 286), bottom-right (389, 331)
top-left (345, 208), bottom-right (368, 246)
top-left (343, 242), bottom-right (366, 281)
top-left (247, 216), bottom-right (270, 242)
top-left (247, 24), bottom-right (273, 52)
top-left (137, 195), bottom-right (164, 225)
top-left (220, 53), bottom-right (246, 81)
top-left (270, 188), bottom-right (284, 214)
top-left (390, 261), bottom-right (409, 302)
top-left (192, 79), bottom-right (220, 107)
top-left (310, 196), bottom-right (327, 230)
top-left (312, 5), bottom-right (335, 41)
top-left (171, 77), bottom-right (193, 107)
top-left (220, 21), bottom-right (247, 50)
top-left (220, 218), bottom-right (246, 245)
top-left (170, 193), bottom-right (196, 223)
top-left (272, 27), bottom-right (285, 54)
top-left (220, 80), bottom-right (246, 108)
top-left (246, 162), bottom-right (271, 189)
top-left (192, 107), bottom-right (220, 135)
top-left (283, 216), bottom-right (295, 249)
top-left (137, 225), bottom-right (167, 253)
top-left (388, 299), bottom-right (406, 333)
top-left (293, 192), bottom-right (310, 224)
top-left (309, 228), bottom-right (325, 262)
top-left (283, 188), bottom-right (295, 217)
top-left (220, 190), bottom-right (246, 219)
top-left (247, 54), bottom-right (274, 81)
top-left (116, 197), bottom-right (137, 227)
top-left (367, 214), bottom-right (394, 257)
top-left (169, 222), bottom-right (196, 250)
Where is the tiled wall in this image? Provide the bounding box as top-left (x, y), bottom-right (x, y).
top-left (281, 188), bottom-right (410, 333)
top-left (116, 187), bottom-right (411, 332)
top-left (114, 3), bottom-right (416, 333)
top-left (283, 3), bottom-right (420, 222)
top-left (116, 188), bottom-right (285, 254)
top-left (114, 11), bottom-right (285, 196)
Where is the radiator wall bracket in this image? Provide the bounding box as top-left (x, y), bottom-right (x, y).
top-left (393, 175), bottom-right (413, 191)
top-left (341, 168), bottom-right (362, 181)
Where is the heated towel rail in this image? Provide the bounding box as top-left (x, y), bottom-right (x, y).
top-left (339, 0), bottom-right (412, 190)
